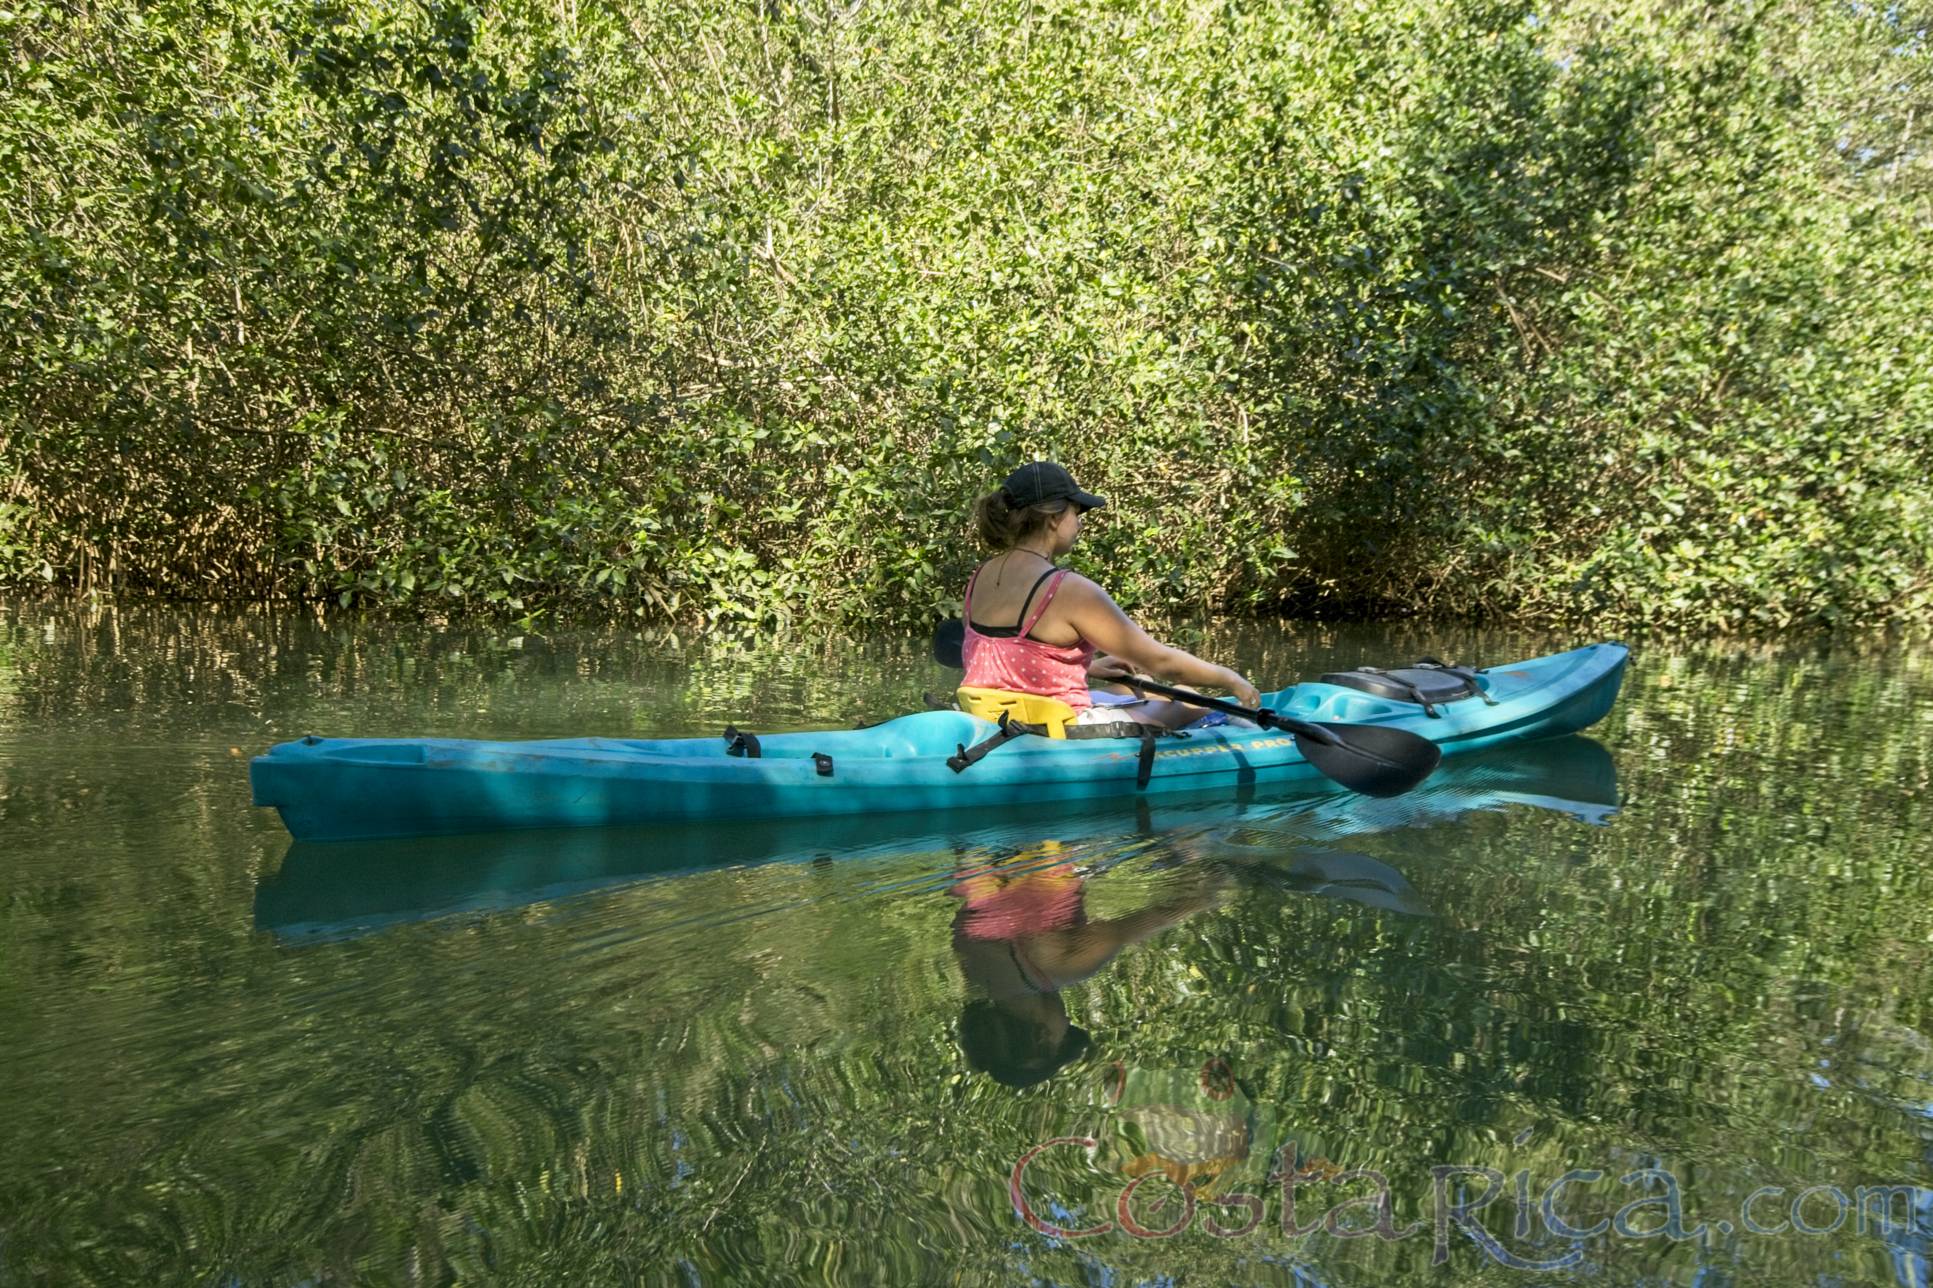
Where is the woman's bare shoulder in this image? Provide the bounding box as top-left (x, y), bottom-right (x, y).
top-left (1053, 572), bottom-right (1132, 624)
top-left (1055, 571), bottom-right (1115, 603)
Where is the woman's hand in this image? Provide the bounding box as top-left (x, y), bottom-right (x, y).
top-left (1086, 654), bottom-right (1137, 683)
top-left (1222, 671), bottom-right (1262, 708)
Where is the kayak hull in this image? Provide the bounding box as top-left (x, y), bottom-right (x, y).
top-left (255, 736), bottom-right (1620, 939)
top-left (252, 642), bottom-right (1627, 841)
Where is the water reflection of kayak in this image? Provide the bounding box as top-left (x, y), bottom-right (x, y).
top-left (251, 643), bottom-right (1626, 840)
top-left (253, 736), bottom-right (1618, 942)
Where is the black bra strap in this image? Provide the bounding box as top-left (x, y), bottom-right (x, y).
top-left (1011, 567), bottom-right (1060, 637)
top-left (966, 564), bottom-right (1062, 639)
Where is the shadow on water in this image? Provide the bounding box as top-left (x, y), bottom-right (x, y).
top-left (253, 736), bottom-right (1617, 941)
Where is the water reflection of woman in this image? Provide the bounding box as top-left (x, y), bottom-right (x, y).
top-left (951, 841), bottom-right (1225, 1087)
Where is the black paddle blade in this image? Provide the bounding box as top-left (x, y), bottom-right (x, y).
top-left (1290, 722), bottom-right (1442, 797)
top-left (932, 618), bottom-right (966, 669)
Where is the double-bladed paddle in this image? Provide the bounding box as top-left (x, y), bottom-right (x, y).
top-left (929, 619), bottom-right (1440, 798)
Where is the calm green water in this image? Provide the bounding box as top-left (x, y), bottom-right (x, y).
top-left (1, 603), bottom-right (1930, 1286)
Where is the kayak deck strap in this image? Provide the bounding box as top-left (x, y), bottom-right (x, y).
top-left (948, 712), bottom-right (1171, 788)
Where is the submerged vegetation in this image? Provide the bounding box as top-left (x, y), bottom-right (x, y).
top-left (2, 0), bottom-right (1928, 630)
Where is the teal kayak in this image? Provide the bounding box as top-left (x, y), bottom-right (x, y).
top-left (251, 642), bottom-right (1626, 842)
top-left (254, 736), bottom-right (1619, 939)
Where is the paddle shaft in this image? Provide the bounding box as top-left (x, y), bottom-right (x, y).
top-left (1115, 674), bottom-right (1342, 746)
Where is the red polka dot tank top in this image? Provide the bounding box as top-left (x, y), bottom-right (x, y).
top-left (960, 564), bottom-right (1096, 710)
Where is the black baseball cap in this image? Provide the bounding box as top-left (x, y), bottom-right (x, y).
top-left (1000, 461), bottom-right (1106, 511)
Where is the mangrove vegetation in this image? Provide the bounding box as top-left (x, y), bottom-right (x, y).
top-left (2, 0), bottom-right (1929, 629)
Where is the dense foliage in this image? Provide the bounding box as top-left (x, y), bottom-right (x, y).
top-left (2, 0), bottom-right (1928, 629)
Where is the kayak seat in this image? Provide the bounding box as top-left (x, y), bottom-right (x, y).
top-left (955, 687), bottom-right (1076, 739)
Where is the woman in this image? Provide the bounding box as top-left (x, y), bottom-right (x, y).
top-left (962, 461), bottom-right (1260, 729)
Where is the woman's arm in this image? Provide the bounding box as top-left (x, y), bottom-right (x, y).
top-left (1060, 576), bottom-right (1261, 706)
top-left (1021, 878), bottom-right (1230, 985)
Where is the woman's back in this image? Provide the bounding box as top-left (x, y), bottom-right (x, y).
top-left (962, 558), bottom-right (1094, 708)
top-left (965, 553), bottom-right (1084, 648)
